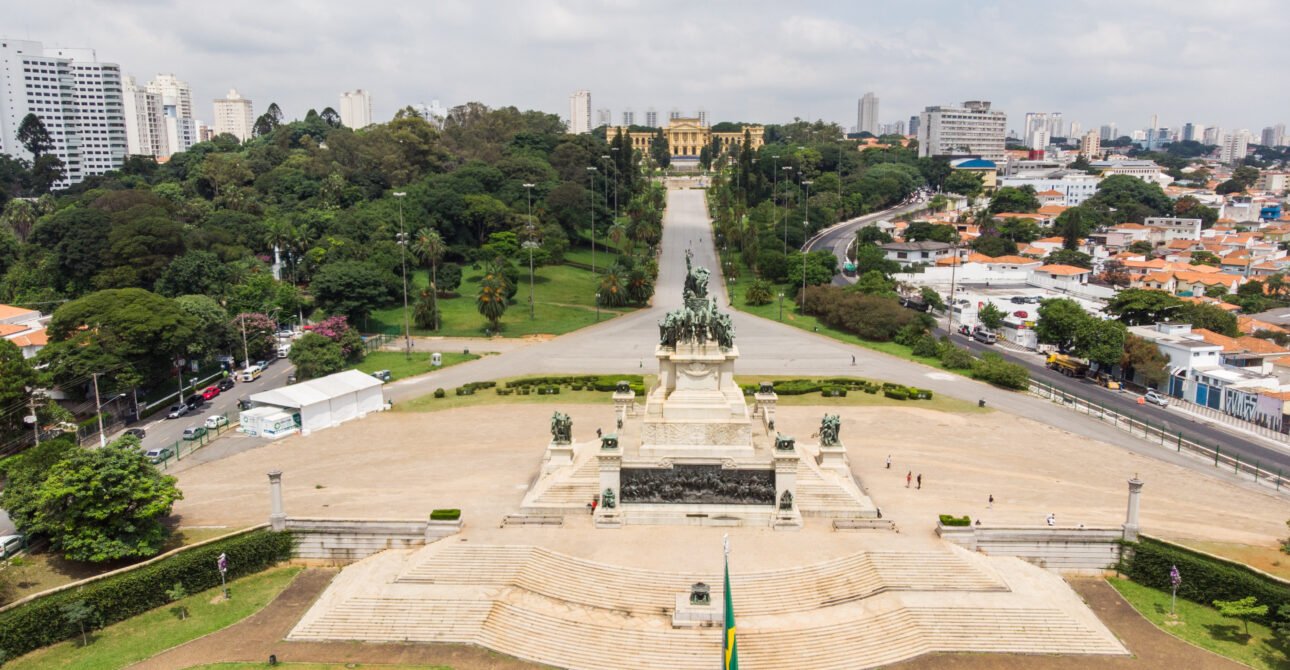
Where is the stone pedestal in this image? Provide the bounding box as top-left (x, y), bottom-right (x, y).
top-left (754, 390), bottom-right (778, 429)
top-left (773, 448), bottom-right (802, 530)
top-left (641, 343), bottom-right (753, 458)
top-left (268, 470), bottom-right (287, 531)
top-left (596, 445), bottom-right (623, 528)
top-left (672, 593), bottom-right (723, 627)
top-left (613, 388), bottom-right (637, 426)
top-left (1122, 477), bottom-right (1143, 542)
top-left (543, 440), bottom-right (574, 473)
top-left (817, 441), bottom-right (849, 471)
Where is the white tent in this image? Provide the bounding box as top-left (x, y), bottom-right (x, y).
top-left (244, 369), bottom-right (385, 436)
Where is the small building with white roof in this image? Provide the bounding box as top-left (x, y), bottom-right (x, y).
top-left (241, 369), bottom-right (386, 438)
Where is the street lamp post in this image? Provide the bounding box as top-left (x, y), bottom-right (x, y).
top-left (778, 291), bottom-right (785, 321)
top-left (801, 220), bottom-right (809, 314)
top-left (771, 155), bottom-right (780, 249)
top-left (610, 147), bottom-right (620, 221)
top-left (92, 372), bottom-right (106, 448)
top-left (782, 165), bottom-right (793, 254)
top-left (586, 166), bottom-right (598, 276)
top-left (393, 191), bottom-right (411, 359)
top-left (523, 183), bottom-right (536, 320)
top-left (801, 179), bottom-right (814, 241)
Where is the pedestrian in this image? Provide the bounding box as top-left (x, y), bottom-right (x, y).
top-left (591, 499), bottom-right (598, 515)
top-left (988, 494), bottom-right (994, 509)
top-left (905, 471), bottom-right (911, 488)
top-left (916, 474), bottom-right (922, 490)
top-left (1046, 513), bottom-right (1055, 527)
top-left (851, 355), bottom-right (856, 366)
top-left (885, 455), bottom-right (892, 470)
top-left (596, 427), bottom-right (603, 438)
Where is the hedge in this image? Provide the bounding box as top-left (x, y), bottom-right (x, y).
top-left (0, 529), bottom-right (293, 660)
top-left (938, 514), bottom-right (971, 527)
top-left (430, 509), bottom-right (461, 521)
top-left (1119, 536), bottom-right (1290, 626)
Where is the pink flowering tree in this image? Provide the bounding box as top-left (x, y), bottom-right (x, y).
top-left (232, 312), bottom-right (278, 363)
top-left (309, 315), bottom-right (365, 361)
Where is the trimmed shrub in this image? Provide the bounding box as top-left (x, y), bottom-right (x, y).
top-left (911, 335), bottom-right (942, 359)
top-left (1120, 537), bottom-right (1290, 625)
top-left (938, 514), bottom-right (971, 527)
top-left (884, 387), bottom-right (910, 400)
top-left (433, 388), bottom-right (446, 399)
top-left (971, 352), bottom-right (1030, 390)
top-left (0, 529), bottom-right (292, 659)
top-left (940, 345), bottom-right (976, 370)
top-left (430, 509), bottom-right (461, 521)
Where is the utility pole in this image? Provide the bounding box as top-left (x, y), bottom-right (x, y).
top-left (523, 183), bottom-right (536, 320)
top-left (26, 390), bottom-right (41, 446)
top-left (611, 146), bottom-right (620, 221)
top-left (92, 372), bottom-right (106, 448)
top-left (239, 316), bottom-right (249, 369)
top-left (947, 240), bottom-right (959, 333)
top-left (801, 220), bottom-right (809, 315)
top-left (782, 165), bottom-right (793, 254)
top-left (771, 155), bottom-right (780, 252)
top-left (394, 192), bottom-right (411, 359)
top-left (586, 166), bottom-right (598, 276)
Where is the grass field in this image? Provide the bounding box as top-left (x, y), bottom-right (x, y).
top-left (368, 264), bottom-right (633, 338)
top-left (1109, 577), bottom-right (1289, 669)
top-left (5, 566), bottom-right (302, 670)
top-left (352, 351), bottom-right (480, 382)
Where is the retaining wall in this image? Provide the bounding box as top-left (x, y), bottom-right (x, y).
top-left (938, 524), bottom-right (1123, 573)
top-left (285, 517), bottom-right (462, 564)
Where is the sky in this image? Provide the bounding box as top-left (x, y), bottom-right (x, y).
top-left (6, 0), bottom-right (1287, 135)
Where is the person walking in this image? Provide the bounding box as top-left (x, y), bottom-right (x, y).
top-left (885, 455), bottom-right (892, 469)
top-left (988, 494), bottom-right (994, 509)
top-left (916, 474), bottom-right (922, 490)
top-left (1046, 513), bottom-right (1056, 527)
top-left (905, 471), bottom-right (912, 488)
top-left (851, 355), bottom-right (856, 366)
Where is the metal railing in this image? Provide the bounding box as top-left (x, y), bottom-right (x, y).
top-left (1029, 380), bottom-right (1290, 494)
top-left (1169, 397), bottom-right (1290, 445)
top-left (153, 413), bottom-right (238, 470)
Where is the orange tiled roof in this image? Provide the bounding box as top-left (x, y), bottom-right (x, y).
top-left (1034, 236), bottom-right (1065, 244)
top-left (0, 323), bottom-right (27, 337)
top-left (1179, 296), bottom-right (1240, 312)
top-left (8, 328), bottom-right (46, 348)
top-left (1036, 189), bottom-right (1063, 196)
top-left (0, 305), bottom-right (38, 321)
top-left (1035, 264), bottom-right (1090, 276)
top-left (1037, 205), bottom-right (1069, 216)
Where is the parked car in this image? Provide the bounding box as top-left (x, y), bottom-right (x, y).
top-left (277, 344), bottom-right (291, 358)
top-left (957, 325), bottom-right (972, 337)
top-left (166, 403), bottom-right (189, 419)
top-left (218, 377), bottom-right (236, 391)
top-left (255, 359), bottom-right (270, 369)
top-left (276, 329), bottom-right (295, 340)
top-left (204, 415), bottom-right (229, 430)
top-left (1010, 296), bottom-right (1027, 304)
top-left (1144, 390), bottom-right (1169, 407)
top-left (123, 427), bottom-right (147, 440)
top-left (972, 328), bottom-right (998, 344)
top-left (184, 394), bottom-right (204, 410)
top-left (144, 446), bottom-right (174, 464)
top-left (182, 426), bottom-right (208, 441)
top-left (0, 535), bottom-right (24, 559)
top-left (201, 385), bottom-right (221, 400)
top-left (371, 369), bottom-right (392, 382)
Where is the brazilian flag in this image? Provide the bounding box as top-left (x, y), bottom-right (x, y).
top-left (724, 553), bottom-right (739, 670)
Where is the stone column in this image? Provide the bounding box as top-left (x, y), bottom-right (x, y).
top-left (1122, 476), bottom-right (1143, 542)
top-left (773, 447), bottom-right (802, 530)
top-left (268, 470), bottom-right (287, 531)
top-left (596, 445), bottom-right (623, 528)
top-left (754, 388), bottom-right (777, 430)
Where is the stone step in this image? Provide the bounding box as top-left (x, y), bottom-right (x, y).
top-left (290, 597), bottom-right (491, 643)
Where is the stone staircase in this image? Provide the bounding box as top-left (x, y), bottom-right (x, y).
top-left (792, 457), bottom-right (876, 517)
top-left (291, 596), bottom-right (492, 642)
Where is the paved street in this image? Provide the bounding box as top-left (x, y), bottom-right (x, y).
top-left (803, 195), bottom-right (929, 287)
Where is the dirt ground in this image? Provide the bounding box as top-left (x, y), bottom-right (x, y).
top-left (172, 402), bottom-right (1290, 553)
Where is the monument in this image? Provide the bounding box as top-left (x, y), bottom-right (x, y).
top-left (523, 253), bottom-right (876, 527)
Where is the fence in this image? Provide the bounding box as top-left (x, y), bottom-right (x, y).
top-left (151, 412), bottom-right (238, 470)
top-left (1029, 380), bottom-right (1290, 495)
top-left (1170, 397), bottom-right (1290, 445)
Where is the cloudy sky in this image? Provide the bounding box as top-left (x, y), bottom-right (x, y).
top-left (7, 0), bottom-right (1285, 135)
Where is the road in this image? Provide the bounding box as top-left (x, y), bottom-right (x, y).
top-left (803, 195), bottom-right (930, 286)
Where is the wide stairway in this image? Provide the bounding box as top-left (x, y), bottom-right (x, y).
top-left (290, 542), bottom-right (1126, 669)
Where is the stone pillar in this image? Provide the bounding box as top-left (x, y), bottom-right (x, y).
top-left (268, 470), bottom-right (287, 531)
top-left (1122, 476), bottom-right (1143, 542)
top-left (613, 387), bottom-right (637, 423)
top-left (596, 443), bottom-right (623, 528)
top-left (773, 447), bottom-right (802, 530)
top-left (817, 439), bottom-right (849, 471)
top-left (754, 388), bottom-right (777, 430)
top-left (544, 439), bottom-right (574, 473)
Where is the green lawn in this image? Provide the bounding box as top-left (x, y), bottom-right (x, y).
top-left (352, 351), bottom-right (480, 382)
top-left (562, 247), bottom-right (622, 271)
top-left (730, 376), bottom-right (986, 414)
top-left (368, 264), bottom-right (634, 338)
top-left (5, 566), bottom-right (302, 670)
top-left (1109, 577), bottom-right (1290, 669)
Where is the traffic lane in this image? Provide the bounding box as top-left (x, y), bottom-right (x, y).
top-left (946, 330), bottom-right (1290, 470)
top-left (134, 360), bottom-right (295, 450)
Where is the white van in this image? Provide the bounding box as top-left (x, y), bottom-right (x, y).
top-left (277, 343), bottom-right (291, 358)
top-left (240, 367), bottom-right (262, 382)
top-left (0, 535), bottom-right (24, 559)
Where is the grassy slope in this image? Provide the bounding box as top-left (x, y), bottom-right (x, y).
top-left (352, 351), bottom-right (480, 382)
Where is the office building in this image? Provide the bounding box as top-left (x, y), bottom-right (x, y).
top-left (147, 73), bottom-right (198, 155)
top-left (0, 39), bottom-right (127, 186)
top-left (1182, 122), bottom-right (1202, 143)
top-left (645, 108), bottom-right (658, 128)
top-left (917, 100), bottom-right (1007, 161)
top-left (213, 89), bottom-right (254, 142)
top-left (697, 109), bottom-right (707, 127)
top-left (621, 109), bottom-right (635, 126)
top-left (567, 90), bottom-right (591, 134)
top-left (1069, 121), bottom-right (1081, 141)
top-left (1079, 131), bottom-right (1101, 159)
top-left (1261, 124), bottom-right (1285, 147)
top-left (121, 75), bottom-right (168, 158)
top-left (857, 92), bottom-right (879, 135)
top-left (338, 89), bottom-right (372, 128)
top-left (596, 108), bottom-right (611, 127)
top-left (1220, 130), bottom-right (1251, 165)
top-left (1099, 124), bottom-right (1118, 141)
top-left (1048, 112), bottom-right (1064, 139)
top-left (908, 115), bottom-right (920, 138)
top-left (1024, 112), bottom-right (1050, 149)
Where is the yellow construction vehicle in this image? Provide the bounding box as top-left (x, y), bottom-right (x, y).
top-left (1045, 353), bottom-right (1089, 378)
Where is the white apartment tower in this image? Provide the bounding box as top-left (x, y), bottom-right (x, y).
top-left (1023, 112), bottom-right (1051, 149)
top-left (1080, 130), bottom-right (1101, 159)
top-left (0, 39), bottom-right (128, 186)
top-left (339, 89), bottom-right (372, 128)
top-left (645, 108), bottom-right (658, 128)
top-left (121, 75), bottom-right (168, 159)
top-left (1220, 130), bottom-right (1251, 165)
top-left (596, 108), bottom-right (611, 127)
top-left (568, 90), bottom-right (591, 134)
top-left (697, 109), bottom-right (708, 127)
top-left (917, 101), bottom-right (1007, 162)
top-left (857, 92), bottom-right (879, 135)
top-left (622, 109), bottom-right (635, 126)
top-left (147, 73), bottom-right (197, 155)
top-left (213, 89), bottom-right (254, 142)
top-left (1048, 112), bottom-right (1064, 139)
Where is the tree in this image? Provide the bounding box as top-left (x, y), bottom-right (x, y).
top-left (1045, 249), bottom-right (1093, 269)
top-left (437, 263), bottom-right (463, 293)
top-left (919, 286), bottom-right (946, 311)
top-left (155, 251), bottom-right (231, 298)
top-left (1106, 288), bottom-right (1183, 325)
top-left (413, 287), bottom-right (438, 329)
top-left (1055, 207), bottom-right (1097, 249)
top-left (288, 332), bottom-right (346, 380)
top-left (1074, 318), bottom-right (1126, 368)
top-left (231, 312), bottom-right (278, 362)
top-left (1212, 596), bottom-right (1268, 636)
top-left (319, 107), bottom-right (342, 128)
top-left (166, 582), bottom-right (189, 620)
top-left (476, 261), bottom-right (510, 331)
top-left (649, 128), bottom-right (671, 169)
top-left (0, 340), bottom-right (35, 449)
top-left (1189, 250), bottom-right (1220, 267)
top-left (1203, 284), bottom-right (1229, 299)
top-left (311, 261), bottom-right (392, 324)
top-left (1174, 195), bottom-right (1218, 229)
top-left (1177, 301), bottom-right (1239, 336)
top-left (1035, 299), bottom-right (1089, 351)
top-left (17, 114), bottom-right (55, 157)
top-left (978, 303), bottom-right (1005, 330)
top-left (745, 279), bottom-right (773, 306)
top-left (60, 600), bottom-right (96, 647)
top-left (174, 295), bottom-right (231, 360)
top-left (28, 438), bottom-right (183, 563)
top-left (904, 222), bottom-right (959, 243)
top-left (972, 352), bottom-right (1029, 389)
top-left (1085, 174), bottom-right (1172, 223)
top-left (943, 170), bottom-right (983, 199)
top-left (1128, 240), bottom-right (1155, 256)
top-left (989, 186), bottom-right (1040, 214)
top-left (972, 235), bottom-right (1018, 257)
top-left (410, 227), bottom-right (446, 317)
top-left (1122, 334), bottom-right (1169, 387)
top-left (856, 226), bottom-right (892, 246)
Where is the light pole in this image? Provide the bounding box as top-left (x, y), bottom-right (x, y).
top-left (523, 183), bottom-right (536, 320)
top-left (610, 146), bottom-right (620, 221)
top-left (772, 155), bottom-right (780, 248)
top-left (947, 240), bottom-right (959, 333)
top-left (92, 372), bottom-right (106, 448)
top-left (801, 220), bottom-right (809, 314)
top-left (801, 179), bottom-right (814, 243)
top-left (586, 166), bottom-right (598, 276)
top-left (778, 291), bottom-right (785, 321)
top-left (393, 191), bottom-right (411, 359)
top-left (600, 154), bottom-right (612, 245)
top-left (782, 165), bottom-right (793, 254)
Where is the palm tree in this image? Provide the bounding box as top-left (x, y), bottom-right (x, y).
top-left (0, 199), bottom-right (37, 242)
top-left (410, 228), bottom-right (446, 330)
top-left (476, 261), bottom-right (511, 333)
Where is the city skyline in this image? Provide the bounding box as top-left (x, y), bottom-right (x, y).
top-left (3, 1), bottom-right (1287, 135)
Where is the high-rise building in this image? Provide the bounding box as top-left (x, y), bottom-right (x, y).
top-left (121, 75), bottom-right (168, 159)
top-left (645, 108), bottom-right (658, 128)
top-left (213, 89), bottom-right (254, 142)
top-left (1099, 124), bottom-right (1118, 141)
top-left (1023, 112), bottom-right (1051, 149)
top-left (697, 109), bottom-right (707, 127)
top-left (1182, 122), bottom-right (1201, 142)
top-left (669, 109), bottom-right (681, 121)
top-left (856, 92), bottom-right (879, 135)
top-left (622, 109), bottom-right (635, 126)
top-left (567, 90), bottom-right (591, 134)
top-left (410, 100), bottom-right (447, 128)
top-left (1261, 124), bottom-right (1285, 147)
top-left (1220, 130), bottom-right (1251, 164)
top-left (1048, 113), bottom-right (1064, 139)
top-left (0, 39), bottom-right (127, 186)
top-left (1080, 130), bottom-right (1101, 159)
top-left (908, 115), bottom-right (920, 138)
top-left (596, 108), bottom-right (611, 127)
top-left (1069, 121), bottom-right (1082, 140)
top-left (338, 89), bottom-right (372, 128)
top-left (147, 74), bottom-right (197, 155)
top-left (1203, 126), bottom-right (1222, 146)
top-left (917, 100), bottom-right (1007, 161)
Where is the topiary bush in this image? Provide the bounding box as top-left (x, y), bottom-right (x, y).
top-left (884, 387), bottom-right (910, 400)
top-left (0, 529), bottom-right (292, 660)
top-left (938, 514), bottom-right (971, 527)
top-left (433, 388), bottom-right (446, 399)
top-left (429, 509), bottom-right (461, 521)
